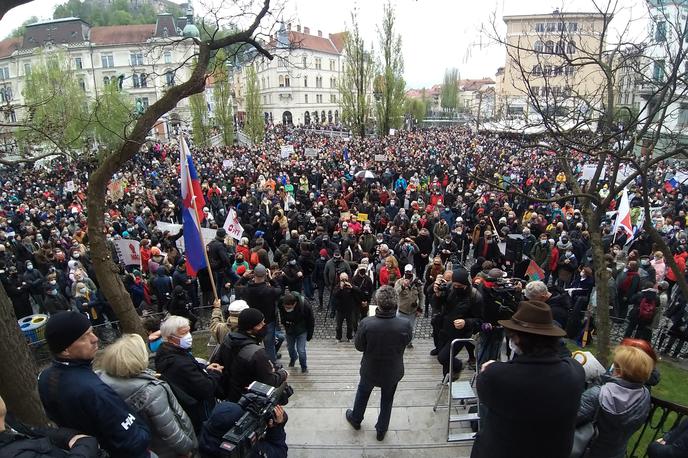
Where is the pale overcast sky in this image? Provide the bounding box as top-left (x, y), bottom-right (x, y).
top-left (1, 0), bottom-right (650, 88)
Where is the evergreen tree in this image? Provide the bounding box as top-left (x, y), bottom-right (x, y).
top-left (244, 64), bottom-right (264, 144)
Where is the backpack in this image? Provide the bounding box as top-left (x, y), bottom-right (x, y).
top-left (638, 296), bottom-right (657, 322)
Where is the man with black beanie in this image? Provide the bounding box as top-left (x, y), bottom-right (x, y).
top-left (38, 311), bottom-right (151, 457)
top-left (212, 308), bottom-right (289, 402)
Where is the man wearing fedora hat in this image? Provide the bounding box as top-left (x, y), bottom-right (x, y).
top-left (470, 301), bottom-right (585, 458)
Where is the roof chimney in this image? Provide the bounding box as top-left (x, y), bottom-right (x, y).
top-left (296, 25), bottom-right (301, 32)
top-left (317, 30), bottom-right (322, 37)
top-left (304, 26), bottom-right (310, 34)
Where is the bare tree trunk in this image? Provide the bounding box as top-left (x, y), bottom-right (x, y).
top-left (0, 285), bottom-right (48, 426)
top-left (586, 211), bottom-right (612, 366)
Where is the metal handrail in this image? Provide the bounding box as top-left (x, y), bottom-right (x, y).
top-left (627, 396), bottom-right (688, 458)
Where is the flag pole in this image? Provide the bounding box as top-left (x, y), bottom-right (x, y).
top-left (181, 136), bottom-right (219, 302)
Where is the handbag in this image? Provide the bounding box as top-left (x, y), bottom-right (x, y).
top-left (570, 406), bottom-right (600, 458)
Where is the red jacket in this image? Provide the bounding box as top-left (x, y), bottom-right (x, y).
top-left (666, 253), bottom-right (687, 282)
top-left (379, 266), bottom-right (401, 286)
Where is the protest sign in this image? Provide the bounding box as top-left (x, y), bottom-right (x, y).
top-left (156, 221), bottom-right (215, 253)
top-left (114, 239), bottom-right (141, 267)
top-left (280, 145), bottom-right (294, 159)
top-left (581, 163), bottom-right (606, 181)
top-left (674, 171), bottom-right (688, 184)
top-left (357, 213), bottom-right (369, 222)
top-left (374, 154), bottom-right (386, 162)
top-left (64, 181), bottom-right (75, 193)
top-left (222, 159), bottom-right (233, 169)
top-left (223, 209), bottom-right (244, 240)
top-left (304, 148), bottom-right (318, 158)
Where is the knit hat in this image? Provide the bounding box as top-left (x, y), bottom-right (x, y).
top-left (451, 268), bottom-right (470, 285)
top-left (44, 311), bottom-right (92, 354)
top-left (238, 308), bottom-right (265, 331)
top-left (319, 248), bottom-right (328, 257)
top-left (253, 264), bottom-right (267, 277)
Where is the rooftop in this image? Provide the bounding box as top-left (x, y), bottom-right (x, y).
top-left (269, 29), bottom-right (345, 55)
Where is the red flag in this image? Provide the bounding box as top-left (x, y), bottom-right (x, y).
top-left (525, 260), bottom-right (545, 281)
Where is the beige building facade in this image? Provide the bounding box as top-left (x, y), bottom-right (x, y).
top-left (498, 10), bottom-right (607, 119)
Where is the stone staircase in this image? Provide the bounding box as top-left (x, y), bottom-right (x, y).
top-left (283, 338), bottom-right (474, 458)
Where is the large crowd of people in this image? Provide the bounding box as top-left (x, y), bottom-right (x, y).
top-left (1, 124), bottom-right (688, 457)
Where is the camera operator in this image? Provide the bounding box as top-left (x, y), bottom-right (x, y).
top-left (433, 268), bottom-right (483, 376)
top-left (473, 268), bottom-right (523, 368)
top-left (212, 308), bottom-right (289, 403)
top-left (199, 401), bottom-right (287, 458)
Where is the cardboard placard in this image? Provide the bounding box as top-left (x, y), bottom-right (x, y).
top-left (114, 239), bottom-right (141, 266)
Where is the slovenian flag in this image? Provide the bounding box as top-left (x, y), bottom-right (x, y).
top-left (180, 136), bottom-right (207, 276)
top-left (664, 177), bottom-right (678, 192)
top-left (612, 188), bottom-right (634, 239)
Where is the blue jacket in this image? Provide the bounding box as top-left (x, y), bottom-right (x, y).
top-left (38, 359), bottom-right (151, 458)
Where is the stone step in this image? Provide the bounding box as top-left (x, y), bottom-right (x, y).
top-left (283, 338), bottom-right (475, 456)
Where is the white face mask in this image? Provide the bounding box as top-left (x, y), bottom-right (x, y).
top-left (178, 332), bottom-right (193, 349)
top-left (509, 339), bottom-right (522, 355)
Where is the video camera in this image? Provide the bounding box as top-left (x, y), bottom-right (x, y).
top-left (219, 381), bottom-right (293, 457)
top-left (484, 277), bottom-right (523, 320)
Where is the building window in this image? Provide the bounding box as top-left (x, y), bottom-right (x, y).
top-left (567, 41), bottom-right (577, 54)
top-left (568, 22), bottom-right (578, 32)
top-left (304, 76), bottom-right (308, 87)
top-left (556, 41), bottom-right (565, 54)
top-left (564, 65), bottom-right (575, 76)
top-left (330, 59), bottom-right (335, 71)
top-left (557, 22), bottom-right (566, 32)
top-left (165, 70), bottom-right (175, 86)
top-left (133, 73), bottom-right (140, 88)
top-left (0, 67), bottom-right (9, 80)
top-left (544, 41), bottom-right (554, 54)
top-left (23, 63), bottom-right (31, 75)
top-left (656, 21), bottom-right (666, 42)
top-left (74, 57), bottom-right (83, 70)
top-left (546, 22), bottom-right (556, 32)
top-left (263, 95), bottom-right (267, 104)
top-left (78, 79), bottom-right (86, 91)
top-left (532, 65), bottom-right (542, 76)
top-left (305, 94), bottom-right (309, 103)
top-left (330, 94), bottom-right (336, 103)
top-left (553, 66), bottom-right (563, 76)
top-left (278, 59), bottom-right (287, 68)
top-left (103, 76), bottom-right (110, 86)
top-left (328, 110), bottom-right (333, 122)
top-left (101, 54), bottom-right (114, 68)
top-left (653, 60), bottom-right (665, 81)
top-left (534, 41), bottom-right (543, 53)
top-left (140, 73), bottom-right (147, 87)
top-left (284, 75), bottom-right (290, 87)
top-left (330, 77), bottom-right (336, 88)
top-left (535, 23), bottom-right (544, 33)
top-left (0, 86), bottom-right (11, 102)
top-left (316, 76), bottom-right (322, 88)
top-left (315, 58), bottom-right (322, 70)
top-left (279, 75), bottom-right (285, 87)
top-left (530, 86), bottom-right (540, 97)
top-left (543, 65), bottom-right (553, 76)
top-left (164, 51), bottom-right (172, 64)
top-left (302, 56), bottom-right (307, 68)
top-left (321, 110), bottom-right (326, 121)
top-left (130, 52), bottom-right (144, 66)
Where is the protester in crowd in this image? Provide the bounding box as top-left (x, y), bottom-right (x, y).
top-left (351, 260), bottom-right (374, 328)
top-left (38, 311), bottom-right (152, 457)
top-left (0, 394), bottom-right (99, 457)
top-left (97, 334), bottom-right (197, 458)
top-left (470, 301), bottom-right (585, 458)
top-left (155, 315), bottom-right (223, 433)
top-left (647, 418), bottom-right (688, 458)
top-left (345, 286), bottom-right (412, 441)
top-left (394, 264), bottom-right (423, 348)
top-left (278, 291), bottom-right (315, 373)
top-left (577, 345), bottom-right (653, 458)
top-left (332, 271), bottom-right (359, 342)
top-left (209, 298), bottom-right (246, 345)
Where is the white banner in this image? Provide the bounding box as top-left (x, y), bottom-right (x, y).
top-left (114, 239), bottom-right (141, 267)
top-left (223, 209), bottom-right (244, 240)
top-left (155, 221), bottom-right (216, 253)
top-left (674, 171), bottom-right (688, 184)
top-left (616, 164), bottom-right (634, 185)
top-left (304, 147), bottom-right (318, 158)
top-left (222, 159), bottom-right (233, 169)
top-left (374, 154), bottom-right (386, 162)
top-left (581, 163), bottom-right (606, 181)
top-left (64, 180), bottom-right (75, 193)
top-left (280, 145), bottom-right (294, 159)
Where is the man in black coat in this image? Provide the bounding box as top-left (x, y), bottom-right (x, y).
top-left (207, 228), bottom-right (233, 289)
top-left (470, 301), bottom-right (585, 458)
top-left (236, 264), bottom-right (283, 363)
top-left (212, 308), bottom-right (289, 402)
top-left (345, 285), bottom-right (412, 441)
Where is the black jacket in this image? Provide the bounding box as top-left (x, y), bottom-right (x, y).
top-left (470, 352), bottom-right (586, 458)
top-left (212, 331), bottom-right (288, 402)
top-left (155, 343), bottom-right (221, 432)
top-left (436, 286), bottom-right (483, 345)
top-left (0, 430), bottom-right (99, 458)
top-left (37, 359), bottom-right (150, 458)
top-left (241, 281), bottom-right (282, 324)
top-left (278, 294), bottom-right (315, 339)
top-left (207, 237), bottom-right (232, 270)
top-left (355, 307), bottom-right (412, 387)
top-left (647, 418), bottom-right (688, 458)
